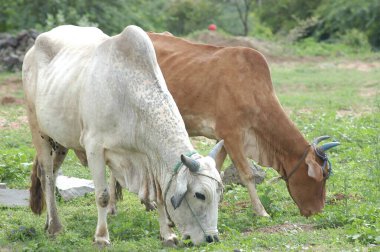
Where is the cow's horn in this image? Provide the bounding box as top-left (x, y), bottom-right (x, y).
top-left (312, 136), bottom-right (330, 145)
top-left (181, 154), bottom-right (200, 172)
top-left (208, 140), bottom-right (225, 160)
top-left (320, 142), bottom-right (340, 151)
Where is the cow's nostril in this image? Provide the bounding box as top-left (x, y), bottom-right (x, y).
top-left (205, 235), bottom-right (213, 243)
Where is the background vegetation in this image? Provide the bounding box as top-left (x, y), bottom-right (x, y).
top-left (0, 0), bottom-right (379, 251)
top-left (1, 0), bottom-right (380, 50)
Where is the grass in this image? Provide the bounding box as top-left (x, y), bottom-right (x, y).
top-left (0, 58), bottom-right (379, 251)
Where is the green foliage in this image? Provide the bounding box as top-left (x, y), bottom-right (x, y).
top-left (165, 0), bottom-right (221, 35)
top-left (7, 226), bottom-right (37, 242)
top-left (0, 146), bottom-right (33, 186)
top-left (339, 29), bottom-right (371, 51)
top-left (291, 37), bottom-right (372, 57)
top-left (0, 0), bottom-right (169, 35)
top-left (256, 0), bottom-right (380, 49)
top-left (258, 0), bottom-right (322, 34)
top-left (314, 0), bottom-right (380, 49)
top-left (2, 0), bottom-right (380, 50)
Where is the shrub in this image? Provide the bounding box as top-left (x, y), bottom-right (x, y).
top-left (338, 29), bottom-right (371, 51)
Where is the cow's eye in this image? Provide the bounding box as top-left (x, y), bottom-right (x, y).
top-left (195, 192), bottom-right (206, 201)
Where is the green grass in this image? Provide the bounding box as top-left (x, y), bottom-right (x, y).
top-left (0, 59), bottom-right (379, 251)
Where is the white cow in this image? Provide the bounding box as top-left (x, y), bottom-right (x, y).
top-left (23, 25), bottom-right (224, 246)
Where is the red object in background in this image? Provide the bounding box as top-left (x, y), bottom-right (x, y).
top-left (208, 24), bottom-right (217, 31)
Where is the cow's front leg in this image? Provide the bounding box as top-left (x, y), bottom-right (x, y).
top-left (85, 143), bottom-right (110, 246)
top-left (222, 133), bottom-right (270, 217)
top-left (215, 145), bottom-right (227, 172)
top-left (156, 200), bottom-right (178, 247)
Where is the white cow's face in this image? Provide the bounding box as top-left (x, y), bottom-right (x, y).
top-left (169, 156), bottom-right (223, 245)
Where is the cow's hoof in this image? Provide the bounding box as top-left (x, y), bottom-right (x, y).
top-left (47, 222), bottom-right (63, 236)
top-left (107, 205), bottom-right (117, 216)
top-left (93, 237), bottom-right (111, 247)
top-left (145, 201), bottom-right (157, 211)
top-left (258, 212), bottom-right (270, 218)
top-left (162, 238), bottom-right (178, 248)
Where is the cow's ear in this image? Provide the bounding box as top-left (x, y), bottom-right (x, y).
top-left (305, 152), bottom-right (323, 182)
top-left (171, 168), bottom-right (189, 209)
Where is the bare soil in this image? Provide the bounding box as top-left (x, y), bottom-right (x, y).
top-left (191, 32), bottom-right (380, 71)
top-left (0, 75), bottom-right (27, 129)
top-left (0, 75), bottom-right (23, 105)
top-left (243, 223), bottom-right (315, 235)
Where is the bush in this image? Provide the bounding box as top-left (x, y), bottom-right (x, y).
top-left (338, 29), bottom-right (371, 51)
top-left (0, 147), bottom-right (34, 188)
top-left (165, 0), bottom-right (221, 35)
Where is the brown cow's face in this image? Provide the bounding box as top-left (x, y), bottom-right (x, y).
top-left (287, 149), bottom-right (328, 217)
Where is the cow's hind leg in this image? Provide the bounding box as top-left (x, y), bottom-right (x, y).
top-left (222, 133), bottom-right (269, 217)
top-left (43, 143), bottom-right (68, 230)
top-left (29, 134), bottom-right (65, 235)
top-left (27, 101), bottom-right (66, 235)
top-left (83, 140), bottom-right (110, 246)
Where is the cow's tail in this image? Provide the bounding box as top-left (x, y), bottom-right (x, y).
top-left (115, 181), bottom-right (123, 201)
top-left (29, 157), bottom-right (45, 215)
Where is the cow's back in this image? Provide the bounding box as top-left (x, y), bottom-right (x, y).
top-left (22, 26), bottom-right (109, 148)
top-left (148, 33), bottom-right (274, 139)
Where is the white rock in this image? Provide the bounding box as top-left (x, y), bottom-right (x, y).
top-left (0, 188), bottom-right (29, 206)
top-left (56, 175), bottom-right (94, 201)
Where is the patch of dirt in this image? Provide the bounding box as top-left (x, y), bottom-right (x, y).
top-left (336, 107), bottom-right (373, 118)
top-left (189, 31), bottom-right (327, 64)
top-left (0, 115), bottom-right (28, 129)
top-left (245, 223), bottom-right (315, 235)
top-left (337, 61), bottom-right (380, 72)
top-left (1, 96), bottom-right (23, 105)
top-left (0, 76), bottom-right (24, 105)
top-left (360, 86), bottom-right (378, 98)
top-left (190, 31), bottom-right (380, 72)
top-left (327, 193), bottom-right (363, 205)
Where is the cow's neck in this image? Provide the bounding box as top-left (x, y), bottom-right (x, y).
top-left (252, 95), bottom-right (309, 174)
top-left (152, 133), bottom-right (194, 173)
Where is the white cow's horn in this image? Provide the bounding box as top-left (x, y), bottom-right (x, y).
top-left (208, 140), bottom-right (224, 160)
top-left (181, 154), bottom-right (200, 172)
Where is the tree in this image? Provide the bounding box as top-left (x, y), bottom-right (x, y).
top-left (227, 0), bottom-right (255, 36)
top-left (166, 0), bottom-right (221, 35)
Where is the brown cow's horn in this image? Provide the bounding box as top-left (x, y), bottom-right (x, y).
top-left (181, 154), bottom-right (200, 172)
top-left (312, 136), bottom-right (330, 145)
top-left (208, 140), bottom-right (224, 160)
top-left (320, 142), bottom-right (340, 151)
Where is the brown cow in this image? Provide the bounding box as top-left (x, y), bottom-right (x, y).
top-left (108, 32), bottom-right (339, 217)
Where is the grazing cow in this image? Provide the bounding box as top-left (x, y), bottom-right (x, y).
top-left (22, 25), bottom-right (224, 246)
top-left (144, 32), bottom-right (340, 217)
top-left (109, 32), bottom-right (339, 217)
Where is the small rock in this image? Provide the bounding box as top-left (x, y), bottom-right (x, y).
top-left (0, 188), bottom-right (29, 207)
top-left (56, 175), bottom-right (94, 201)
top-left (222, 162), bottom-right (266, 185)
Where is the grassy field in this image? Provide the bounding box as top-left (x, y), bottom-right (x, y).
top-left (0, 58), bottom-right (379, 251)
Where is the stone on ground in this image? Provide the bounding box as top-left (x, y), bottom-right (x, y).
top-left (56, 175), bottom-right (94, 201)
top-left (222, 163), bottom-right (266, 185)
top-left (0, 188), bottom-right (29, 207)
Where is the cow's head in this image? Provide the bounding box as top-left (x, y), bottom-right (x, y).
top-left (284, 136), bottom-right (339, 217)
top-left (167, 140), bottom-right (224, 245)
